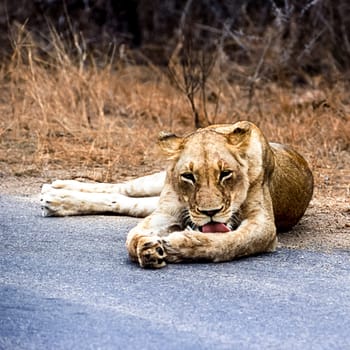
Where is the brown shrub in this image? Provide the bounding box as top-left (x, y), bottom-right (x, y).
top-left (0, 23), bottom-right (349, 195)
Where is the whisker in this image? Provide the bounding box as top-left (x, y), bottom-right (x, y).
top-left (180, 208), bottom-right (199, 231)
top-left (229, 212), bottom-right (242, 230)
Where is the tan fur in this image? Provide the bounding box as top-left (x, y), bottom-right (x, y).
top-left (126, 121), bottom-right (313, 268)
top-left (41, 121), bottom-right (313, 269)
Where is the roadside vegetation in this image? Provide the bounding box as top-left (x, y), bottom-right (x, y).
top-left (0, 0), bottom-right (349, 206)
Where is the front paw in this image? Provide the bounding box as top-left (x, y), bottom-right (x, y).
top-left (137, 237), bottom-right (167, 269)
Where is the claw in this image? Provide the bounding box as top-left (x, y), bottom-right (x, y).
top-left (137, 237), bottom-right (167, 268)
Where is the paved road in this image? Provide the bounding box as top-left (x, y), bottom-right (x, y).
top-left (1, 194), bottom-right (350, 350)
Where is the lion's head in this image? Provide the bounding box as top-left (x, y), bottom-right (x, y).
top-left (159, 121), bottom-right (273, 233)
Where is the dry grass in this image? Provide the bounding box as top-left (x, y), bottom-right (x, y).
top-left (0, 26), bottom-right (349, 202)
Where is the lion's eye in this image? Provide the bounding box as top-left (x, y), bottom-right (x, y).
top-left (181, 172), bottom-right (196, 184)
top-left (219, 170), bottom-right (233, 182)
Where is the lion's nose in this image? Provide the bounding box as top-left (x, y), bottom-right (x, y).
top-left (198, 207), bottom-right (223, 217)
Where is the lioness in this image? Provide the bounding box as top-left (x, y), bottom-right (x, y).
top-left (41, 121), bottom-right (313, 268)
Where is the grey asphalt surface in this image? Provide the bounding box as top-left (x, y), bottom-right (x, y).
top-left (1, 194), bottom-right (350, 350)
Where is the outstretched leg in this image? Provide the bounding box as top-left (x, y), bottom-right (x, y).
top-left (48, 171), bottom-right (166, 196)
top-left (40, 171), bottom-right (165, 217)
top-left (41, 186), bottom-right (159, 217)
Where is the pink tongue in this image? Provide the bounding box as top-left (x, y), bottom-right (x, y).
top-left (202, 223), bottom-right (230, 233)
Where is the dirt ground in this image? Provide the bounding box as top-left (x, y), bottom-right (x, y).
top-left (1, 167), bottom-right (349, 252)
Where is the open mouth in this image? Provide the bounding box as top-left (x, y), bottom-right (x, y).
top-left (182, 209), bottom-right (237, 233)
top-left (200, 222), bottom-right (230, 233)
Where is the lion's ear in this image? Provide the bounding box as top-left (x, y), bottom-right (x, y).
top-left (227, 121), bottom-right (252, 146)
top-left (158, 131), bottom-right (183, 157)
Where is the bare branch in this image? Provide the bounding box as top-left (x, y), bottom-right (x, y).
top-left (168, 31), bottom-right (217, 128)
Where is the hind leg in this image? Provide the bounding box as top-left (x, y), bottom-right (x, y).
top-left (41, 185), bottom-right (159, 217)
top-left (47, 171), bottom-right (166, 196)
